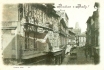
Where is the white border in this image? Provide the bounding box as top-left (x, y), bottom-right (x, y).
top-left (0, 0), bottom-right (104, 70)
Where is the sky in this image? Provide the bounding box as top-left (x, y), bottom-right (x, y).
top-left (54, 1), bottom-right (96, 33)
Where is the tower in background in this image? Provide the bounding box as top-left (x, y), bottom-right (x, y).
top-left (75, 22), bottom-right (80, 29)
top-left (74, 22), bottom-right (81, 35)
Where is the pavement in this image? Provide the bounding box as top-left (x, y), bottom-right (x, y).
top-left (62, 47), bottom-right (94, 65)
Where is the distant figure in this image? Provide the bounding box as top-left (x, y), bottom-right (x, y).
top-left (65, 44), bottom-right (72, 55)
top-left (84, 45), bottom-right (88, 60)
top-left (84, 44), bottom-right (93, 61)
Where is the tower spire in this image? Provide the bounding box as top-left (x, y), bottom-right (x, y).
top-left (75, 22), bottom-right (79, 29)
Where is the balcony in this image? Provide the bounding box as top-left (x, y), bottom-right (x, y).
top-left (24, 23), bottom-right (53, 31)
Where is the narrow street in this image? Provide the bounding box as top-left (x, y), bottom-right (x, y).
top-left (1, 3), bottom-right (99, 65)
top-left (62, 47), bottom-right (94, 65)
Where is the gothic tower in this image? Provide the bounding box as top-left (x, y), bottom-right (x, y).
top-left (75, 22), bottom-right (79, 29)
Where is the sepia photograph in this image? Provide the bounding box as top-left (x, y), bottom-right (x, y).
top-left (0, 1), bottom-right (103, 69)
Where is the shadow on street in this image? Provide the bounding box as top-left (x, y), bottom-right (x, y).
top-left (62, 47), bottom-right (94, 65)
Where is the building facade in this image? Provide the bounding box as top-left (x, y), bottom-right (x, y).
top-left (68, 28), bottom-right (76, 47)
top-left (2, 3), bottom-right (69, 65)
top-left (78, 32), bottom-right (86, 47)
top-left (86, 2), bottom-right (99, 64)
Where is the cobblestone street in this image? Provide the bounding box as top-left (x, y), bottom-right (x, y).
top-left (62, 47), bottom-right (94, 65)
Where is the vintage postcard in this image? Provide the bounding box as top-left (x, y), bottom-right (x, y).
top-left (0, 0), bottom-right (103, 70)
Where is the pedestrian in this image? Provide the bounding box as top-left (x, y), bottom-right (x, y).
top-left (84, 44), bottom-right (88, 61)
top-left (93, 49), bottom-right (99, 64)
top-left (87, 44), bottom-right (92, 58)
top-left (65, 44), bottom-right (72, 55)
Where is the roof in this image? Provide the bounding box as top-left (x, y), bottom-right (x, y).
top-left (94, 2), bottom-right (100, 8)
top-left (68, 30), bottom-right (76, 35)
top-left (31, 3), bottom-right (59, 18)
top-left (60, 18), bottom-right (67, 28)
top-left (86, 16), bottom-right (92, 24)
top-left (65, 13), bottom-right (69, 19)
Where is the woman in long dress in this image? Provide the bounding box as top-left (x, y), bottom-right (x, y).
top-left (65, 44), bottom-right (72, 55)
